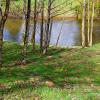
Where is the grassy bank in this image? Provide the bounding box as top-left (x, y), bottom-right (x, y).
top-left (0, 42), bottom-right (100, 99)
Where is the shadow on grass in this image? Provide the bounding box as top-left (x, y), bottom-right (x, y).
top-left (0, 42), bottom-right (99, 94)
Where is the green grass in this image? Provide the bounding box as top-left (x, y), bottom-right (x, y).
top-left (0, 42), bottom-right (100, 99)
top-left (2, 86), bottom-right (100, 100)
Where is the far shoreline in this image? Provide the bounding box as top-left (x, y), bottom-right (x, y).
top-left (8, 14), bottom-right (100, 21)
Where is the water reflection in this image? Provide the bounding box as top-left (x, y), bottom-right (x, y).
top-left (3, 18), bottom-right (100, 47)
top-left (50, 21), bottom-right (81, 47)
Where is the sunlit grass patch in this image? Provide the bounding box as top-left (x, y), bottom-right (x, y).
top-left (1, 86), bottom-right (100, 100)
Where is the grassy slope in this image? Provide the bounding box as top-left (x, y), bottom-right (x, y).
top-left (0, 42), bottom-right (100, 99)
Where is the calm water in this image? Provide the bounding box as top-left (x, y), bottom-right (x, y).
top-left (4, 18), bottom-right (100, 47)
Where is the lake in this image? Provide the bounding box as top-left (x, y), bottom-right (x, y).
top-left (4, 18), bottom-right (100, 47)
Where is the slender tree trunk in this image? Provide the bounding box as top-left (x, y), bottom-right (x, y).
top-left (81, 0), bottom-right (86, 47)
top-left (89, 0), bottom-right (95, 46)
top-left (87, 0), bottom-right (90, 46)
top-left (47, 0), bottom-right (51, 46)
top-left (56, 20), bottom-right (64, 47)
top-left (23, 0), bottom-right (27, 19)
top-left (0, 0), bottom-right (10, 67)
top-left (0, 23), bottom-right (4, 67)
top-left (43, 0), bottom-right (52, 54)
top-left (32, 0), bottom-right (37, 50)
top-left (40, 0), bottom-right (44, 53)
top-left (48, 21), bottom-right (53, 45)
top-left (23, 0), bottom-right (31, 61)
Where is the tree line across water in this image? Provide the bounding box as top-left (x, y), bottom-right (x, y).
top-left (0, 0), bottom-right (100, 67)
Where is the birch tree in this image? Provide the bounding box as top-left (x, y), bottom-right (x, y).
top-left (89, 0), bottom-right (95, 46)
top-left (81, 0), bottom-right (86, 47)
